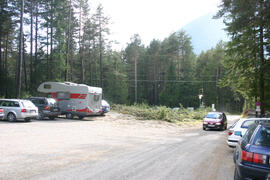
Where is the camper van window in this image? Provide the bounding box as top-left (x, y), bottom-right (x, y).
top-left (94, 94), bottom-right (100, 101)
top-left (57, 92), bottom-right (70, 100)
top-left (44, 84), bottom-right (51, 89)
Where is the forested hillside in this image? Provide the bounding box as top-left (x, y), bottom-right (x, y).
top-left (0, 0), bottom-right (269, 113)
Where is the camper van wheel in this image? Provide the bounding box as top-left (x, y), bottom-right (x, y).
top-left (78, 116), bottom-right (84, 120)
top-left (66, 113), bottom-right (74, 119)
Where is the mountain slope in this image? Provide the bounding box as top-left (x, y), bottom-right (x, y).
top-left (181, 12), bottom-right (228, 54)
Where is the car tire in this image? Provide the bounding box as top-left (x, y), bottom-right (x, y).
top-left (24, 118), bottom-right (31, 122)
top-left (66, 113), bottom-right (73, 119)
top-left (233, 167), bottom-right (241, 180)
top-left (78, 116), bottom-right (84, 120)
top-left (38, 111), bottom-right (44, 120)
top-left (203, 126), bottom-right (206, 131)
top-left (49, 116), bottom-right (55, 120)
top-left (7, 113), bottom-right (16, 122)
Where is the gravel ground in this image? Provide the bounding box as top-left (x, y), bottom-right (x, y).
top-left (0, 112), bottom-right (239, 180)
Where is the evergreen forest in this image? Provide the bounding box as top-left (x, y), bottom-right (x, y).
top-left (0, 0), bottom-right (270, 114)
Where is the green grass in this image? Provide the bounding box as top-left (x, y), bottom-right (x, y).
top-left (112, 104), bottom-right (211, 125)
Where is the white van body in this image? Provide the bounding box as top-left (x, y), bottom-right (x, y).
top-left (37, 82), bottom-right (102, 118)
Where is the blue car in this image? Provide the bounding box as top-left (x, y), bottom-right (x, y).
top-left (233, 120), bottom-right (270, 180)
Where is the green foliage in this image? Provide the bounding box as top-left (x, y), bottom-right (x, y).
top-left (113, 104), bottom-right (211, 124)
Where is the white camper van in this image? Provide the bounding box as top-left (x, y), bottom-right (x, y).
top-left (37, 82), bottom-right (102, 119)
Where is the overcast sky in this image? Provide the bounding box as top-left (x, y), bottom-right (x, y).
top-left (90, 0), bottom-right (221, 50)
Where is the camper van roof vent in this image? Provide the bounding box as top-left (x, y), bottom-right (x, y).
top-left (64, 82), bottom-right (74, 86)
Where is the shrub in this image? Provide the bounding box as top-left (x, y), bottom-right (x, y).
top-left (112, 104), bottom-right (211, 124)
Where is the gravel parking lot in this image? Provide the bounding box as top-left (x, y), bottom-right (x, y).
top-left (0, 112), bottom-right (238, 180)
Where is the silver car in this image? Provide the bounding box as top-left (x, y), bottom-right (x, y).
top-left (0, 99), bottom-right (38, 122)
top-left (0, 108), bottom-right (4, 120)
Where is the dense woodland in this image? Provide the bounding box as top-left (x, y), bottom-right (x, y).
top-left (0, 0), bottom-right (269, 113)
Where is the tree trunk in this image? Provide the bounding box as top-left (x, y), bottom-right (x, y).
top-left (30, 0), bottom-right (33, 89)
top-left (34, 2), bottom-right (39, 73)
top-left (4, 33), bottom-right (8, 97)
top-left (16, 0), bottom-right (24, 98)
top-left (99, 16), bottom-right (103, 89)
top-left (23, 36), bottom-right (27, 91)
top-left (79, 3), bottom-right (85, 83)
top-left (259, 0), bottom-right (265, 116)
top-left (50, 0), bottom-right (53, 80)
top-left (46, 25), bottom-right (49, 80)
top-left (65, 0), bottom-right (72, 81)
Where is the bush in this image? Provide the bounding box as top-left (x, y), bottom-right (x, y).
top-left (112, 104), bottom-right (211, 124)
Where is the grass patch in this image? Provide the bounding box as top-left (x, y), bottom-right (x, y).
top-left (112, 104), bottom-right (211, 125)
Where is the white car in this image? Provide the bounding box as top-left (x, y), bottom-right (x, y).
top-left (0, 99), bottom-right (38, 122)
top-left (227, 118), bottom-right (270, 148)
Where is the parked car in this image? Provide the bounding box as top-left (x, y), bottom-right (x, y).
top-left (233, 120), bottom-right (270, 180)
top-left (203, 112), bottom-right (227, 130)
top-left (0, 99), bottom-right (38, 122)
top-left (27, 97), bottom-right (60, 120)
top-left (227, 118), bottom-right (264, 148)
top-left (0, 108), bottom-right (4, 120)
top-left (101, 100), bottom-right (110, 115)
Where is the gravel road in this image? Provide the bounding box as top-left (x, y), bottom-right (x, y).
top-left (0, 112), bottom-right (240, 180)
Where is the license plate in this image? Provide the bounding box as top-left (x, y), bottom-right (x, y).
top-left (30, 110), bottom-right (36, 113)
top-left (53, 109), bottom-right (58, 112)
top-left (208, 124), bottom-right (215, 127)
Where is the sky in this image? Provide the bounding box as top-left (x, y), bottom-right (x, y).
top-left (90, 0), bottom-right (222, 50)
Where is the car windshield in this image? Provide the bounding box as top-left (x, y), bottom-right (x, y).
top-left (254, 126), bottom-right (270, 148)
top-left (205, 113), bottom-right (221, 119)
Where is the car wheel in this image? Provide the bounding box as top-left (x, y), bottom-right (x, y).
top-left (233, 167), bottom-right (241, 180)
top-left (38, 111), bottom-right (44, 120)
top-left (49, 116), bottom-right (55, 120)
top-left (203, 126), bottom-right (206, 131)
top-left (66, 113), bottom-right (73, 119)
top-left (24, 118), bottom-right (31, 122)
top-left (78, 116), bottom-right (84, 120)
top-left (7, 113), bottom-right (16, 122)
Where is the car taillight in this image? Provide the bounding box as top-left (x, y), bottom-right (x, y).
top-left (253, 153), bottom-right (267, 164)
top-left (45, 106), bottom-right (50, 110)
top-left (228, 130), bottom-right (234, 136)
top-left (242, 150), bottom-right (267, 164)
top-left (242, 150), bottom-right (253, 162)
top-left (0, 109), bottom-right (4, 113)
top-left (21, 109), bottom-right (27, 113)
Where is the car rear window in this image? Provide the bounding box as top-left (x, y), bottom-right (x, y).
top-left (253, 126), bottom-right (270, 148)
top-left (47, 98), bottom-right (57, 106)
top-left (242, 124), bottom-right (258, 143)
top-left (241, 120), bottom-right (255, 129)
top-left (205, 113), bottom-right (221, 119)
top-left (22, 101), bottom-right (35, 108)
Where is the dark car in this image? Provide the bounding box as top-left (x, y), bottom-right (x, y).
top-left (0, 108), bottom-right (4, 120)
top-left (233, 120), bottom-right (270, 180)
top-left (203, 112), bottom-right (227, 130)
top-left (27, 97), bottom-right (60, 120)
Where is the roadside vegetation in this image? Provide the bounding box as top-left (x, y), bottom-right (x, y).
top-left (113, 104), bottom-right (211, 125)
